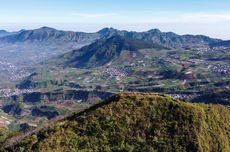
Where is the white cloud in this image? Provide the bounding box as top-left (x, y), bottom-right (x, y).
top-left (118, 12), bottom-right (230, 24)
top-left (186, 13), bottom-right (230, 20)
top-left (179, 13), bottom-right (230, 23)
top-left (1, 11), bottom-right (230, 39)
top-left (70, 12), bottom-right (118, 18)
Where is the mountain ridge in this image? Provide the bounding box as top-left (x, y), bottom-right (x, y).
top-left (50, 35), bottom-right (167, 68)
top-left (0, 26), bottom-right (223, 49)
top-left (3, 92), bottom-right (230, 152)
top-left (0, 26), bottom-right (225, 65)
top-left (0, 30), bottom-right (19, 38)
top-left (0, 26), bottom-right (100, 43)
top-left (97, 27), bottom-right (222, 49)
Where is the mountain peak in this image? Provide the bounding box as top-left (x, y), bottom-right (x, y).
top-left (147, 28), bottom-right (162, 33)
top-left (97, 27), bottom-right (121, 37)
top-left (104, 35), bottom-right (155, 51)
top-left (50, 36), bottom-right (163, 69)
top-left (0, 30), bottom-right (8, 33)
top-left (0, 30), bottom-right (16, 38)
top-left (98, 27), bottom-right (117, 33)
top-left (41, 26), bottom-right (56, 30)
top-left (35, 26), bottom-right (57, 32)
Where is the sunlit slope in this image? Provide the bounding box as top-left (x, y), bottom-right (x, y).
top-left (4, 92), bottom-right (230, 152)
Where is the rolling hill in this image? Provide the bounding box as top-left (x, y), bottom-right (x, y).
top-left (3, 92), bottom-right (230, 152)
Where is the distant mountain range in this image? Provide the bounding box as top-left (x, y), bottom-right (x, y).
top-left (0, 27), bottom-right (99, 43)
top-left (211, 40), bottom-right (230, 47)
top-left (0, 27), bottom-right (99, 64)
top-left (0, 26), bottom-right (227, 65)
top-left (98, 28), bottom-right (222, 50)
top-left (0, 30), bottom-right (20, 38)
top-left (0, 26), bottom-right (224, 49)
top-left (0, 30), bottom-right (8, 37)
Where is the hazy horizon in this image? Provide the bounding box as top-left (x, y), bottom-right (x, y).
top-left (1, 23), bottom-right (229, 40)
top-left (1, 0), bottom-right (230, 39)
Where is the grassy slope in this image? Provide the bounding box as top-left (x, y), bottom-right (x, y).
top-left (3, 92), bottom-right (230, 152)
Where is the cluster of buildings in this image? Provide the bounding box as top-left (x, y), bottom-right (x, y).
top-left (103, 68), bottom-right (126, 79)
top-left (103, 66), bottom-right (133, 80)
top-left (212, 46), bottom-right (229, 51)
top-left (0, 88), bottom-right (36, 98)
top-left (170, 94), bottom-right (195, 100)
top-left (167, 55), bottom-right (206, 66)
top-left (209, 64), bottom-right (230, 75)
top-left (0, 61), bottom-right (17, 72)
top-left (9, 70), bottom-right (31, 81)
top-left (0, 60), bottom-right (31, 81)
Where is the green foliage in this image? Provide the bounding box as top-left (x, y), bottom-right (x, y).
top-left (0, 128), bottom-right (18, 144)
top-left (57, 36), bottom-right (160, 68)
top-left (3, 93), bottom-right (230, 152)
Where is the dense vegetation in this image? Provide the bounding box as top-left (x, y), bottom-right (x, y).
top-left (3, 92), bottom-right (230, 152)
top-left (1, 27), bottom-right (229, 132)
top-left (50, 35), bottom-right (164, 68)
top-left (0, 128), bottom-right (18, 146)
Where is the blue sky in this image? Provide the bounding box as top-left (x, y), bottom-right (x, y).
top-left (0, 0), bottom-right (230, 39)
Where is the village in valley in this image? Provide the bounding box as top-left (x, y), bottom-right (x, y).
top-left (0, 41), bottom-right (229, 131)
